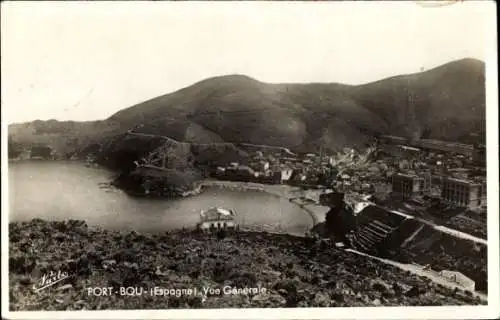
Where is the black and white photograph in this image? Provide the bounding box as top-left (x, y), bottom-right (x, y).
top-left (1, 1), bottom-right (498, 319)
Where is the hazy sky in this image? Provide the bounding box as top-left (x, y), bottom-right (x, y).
top-left (1, 1), bottom-right (494, 123)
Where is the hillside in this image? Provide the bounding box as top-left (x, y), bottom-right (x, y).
top-left (350, 58), bottom-right (486, 142)
top-left (9, 219), bottom-right (485, 310)
top-left (8, 58), bottom-right (486, 160)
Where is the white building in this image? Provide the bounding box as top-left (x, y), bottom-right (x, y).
top-left (197, 207), bottom-right (238, 232)
top-left (280, 168), bottom-right (294, 182)
top-left (438, 270), bottom-right (476, 291)
top-left (251, 160), bottom-right (269, 172)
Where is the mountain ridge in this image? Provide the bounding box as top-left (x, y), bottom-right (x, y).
top-left (8, 58), bottom-right (486, 160)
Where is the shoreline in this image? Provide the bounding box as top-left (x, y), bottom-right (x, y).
top-left (194, 180), bottom-right (328, 226)
top-left (10, 160), bottom-right (327, 228)
top-left (117, 178), bottom-right (327, 233)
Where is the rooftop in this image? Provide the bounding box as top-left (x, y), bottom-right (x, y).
top-left (201, 207), bottom-right (236, 221)
top-left (394, 172), bottom-right (420, 179)
top-left (398, 145), bottom-right (421, 151)
top-left (444, 177), bottom-right (480, 185)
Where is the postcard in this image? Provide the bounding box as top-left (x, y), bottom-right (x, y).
top-left (1, 1), bottom-right (498, 319)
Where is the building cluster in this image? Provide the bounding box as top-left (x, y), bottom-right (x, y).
top-left (11, 145), bottom-right (56, 160)
top-left (378, 134), bottom-right (486, 165)
top-left (210, 134), bottom-right (487, 214)
top-left (391, 171), bottom-right (486, 212)
top-left (373, 134), bottom-right (487, 212)
top-left (213, 149), bottom-right (337, 187)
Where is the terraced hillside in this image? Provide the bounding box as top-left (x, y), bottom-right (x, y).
top-left (387, 224), bottom-right (487, 293)
top-left (349, 206), bottom-right (405, 253)
top-left (336, 205), bottom-right (487, 294)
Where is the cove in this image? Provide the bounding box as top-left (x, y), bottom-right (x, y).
top-left (8, 161), bottom-right (313, 235)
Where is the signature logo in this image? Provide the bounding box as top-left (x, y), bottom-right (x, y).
top-left (33, 270), bottom-right (71, 293)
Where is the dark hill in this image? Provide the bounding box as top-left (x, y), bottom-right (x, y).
top-left (350, 58), bottom-right (486, 142)
top-left (8, 58), bottom-right (486, 159)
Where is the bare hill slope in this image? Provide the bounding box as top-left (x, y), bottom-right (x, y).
top-left (8, 58), bottom-right (486, 158)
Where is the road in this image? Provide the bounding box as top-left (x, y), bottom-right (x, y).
top-left (127, 131), bottom-right (176, 141)
top-left (126, 131), bottom-right (297, 155)
top-left (345, 248), bottom-right (488, 302)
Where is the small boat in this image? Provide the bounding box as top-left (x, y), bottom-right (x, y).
top-left (196, 207), bottom-right (239, 232)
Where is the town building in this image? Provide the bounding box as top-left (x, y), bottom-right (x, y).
top-left (30, 145), bottom-right (53, 159)
top-left (391, 173), bottom-right (425, 199)
top-left (418, 171), bottom-right (432, 195)
top-left (248, 159), bottom-right (270, 173)
top-left (215, 166), bottom-right (226, 176)
top-left (438, 270), bottom-right (475, 291)
top-left (279, 167), bottom-right (294, 182)
top-left (378, 135), bottom-right (409, 145)
top-left (472, 144), bottom-right (486, 165)
top-left (217, 165), bottom-right (257, 182)
top-left (415, 139), bottom-right (474, 157)
top-left (20, 149), bottom-right (32, 160)
top-left (378, 134), bottom-right (476, 157)
top-left (282, 157), bottom-right (301, 164)
top-left (197, 207), bottom-right (238, 232)
top-left (381, 144), bottom-right (421, 159)
top-left (441, 177), bottom-right (482, 211)
top-left (259, 160), bottom-right (270, 172)
top-left (288, 169), bottom-right (310, 185)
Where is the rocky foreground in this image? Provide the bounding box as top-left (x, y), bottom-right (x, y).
top-left (9, 219), bottom-right (485, 311)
